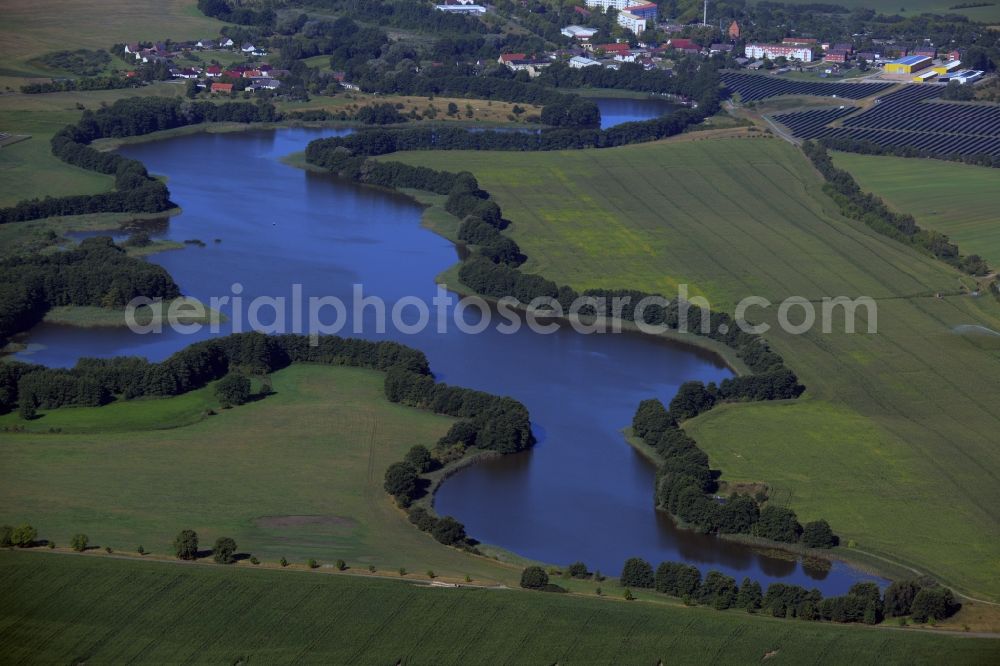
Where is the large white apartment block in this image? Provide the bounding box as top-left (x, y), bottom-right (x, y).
top-left (744, 43), bottom-right (813, 62)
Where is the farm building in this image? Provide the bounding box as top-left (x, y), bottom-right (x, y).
top-left (913, 71), bottom-right (937, 83)
top-left (884, 55), bottom-right (931, 74)
top-left (938, 70), bottom-right (984, 84)
top-left (933, 60), bottom-right (962, 75)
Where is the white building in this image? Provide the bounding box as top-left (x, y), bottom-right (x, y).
top-left (617, 10), bottom-right (646, 34)
top-left (561, 25), bottom-right (599, 40)
top-left (744, 43), bottom-right (813, 62)
top-left (586, 0), bottom-right (641, 9)
top-left (569, 55), bottom-right (601, 69)
top-left (434, 4), bottom-right (486, 13)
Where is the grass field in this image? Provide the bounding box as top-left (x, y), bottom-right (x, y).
top-left (2, 551), bottom-right (997, 664)
top-left (0, 0), bottom-right (224, 81)
top-left (774, 0), bottom-right (1000, 22)
top-left (0, 82), bottom-right (187, 207)
top-left (389, 137), bottom-right (1000, 601)
top-left (832, 151), bottom-right (1000, 268)
top-left (0, 364), bottom-right (531, 583)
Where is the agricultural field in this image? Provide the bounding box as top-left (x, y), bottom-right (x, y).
top-left (722, 72), bottom-right (892, 102)
top-left (2, 551), bottom-right (997, 664)
top-left (777, 0), bottom-right (1000, 23)
top-left (0, 364), bottom-right (525, 584)
top-left (389, 137), bottom-right (1000, 601)
top-left (832, 151), bottom-right (1000, 266)
top-left (0, 82), bottom-right (186, 207)
top-left (0, 0), bottom-right (224, 83)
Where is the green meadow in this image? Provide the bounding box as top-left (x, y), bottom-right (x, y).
top-left (2, 550), bottom-right (997, 664)
top-left (390, 137), bottom-right (1000, 601)
top-left (772, 0), bottom-right (1000, 22)
top-left (833, 151), bottom-right (1000, 268)
top-left (0, 364), bottom-right (526, 584)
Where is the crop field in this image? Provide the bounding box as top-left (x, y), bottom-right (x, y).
top-left (0, 83), bottom-right (186, 207)
top-left (777, 0), bottom-right (1000, 22)
top-left (2, 551), bottom-right (997, 664)
top-left (774, 85), bottom-right (1000, 156)
top-left (391, 137), bottom-right (1000, 600)
top-left (721, 72), bottom-right (892, 102)
top-left (0, 364), bottom-right (528, 583)
top-left (832, 151), bottom-right (1000, 266)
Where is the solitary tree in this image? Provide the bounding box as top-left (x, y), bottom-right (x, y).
top-left (11, 524), bottom-right (37, 548)
top-left (215, 372), bottom-right (251, 408)
top-left (431, 516), bottom-right (466, 546)
top-left (383, 462), bottom-right (419, 504)
top-left (18, 399), bottom-right (36, 421)
top-left (520, 566), bottom-right (549, 589)
top-left (620, 557), bottom-right (655, 588)
top-left (883, 579), bottom-right (920, 617)
top-left (801, 519), bottom-right (837, 548)
top-left (404, 445), bottom-right (434, 473)
top-left (213, 536), bottom-right (237, 564)
top-left (911, 587), bottom-right (958, 623)
top-left (70, 533), bottom-right (89, 552)
top-left (174, 529), bottom-right (199, 560)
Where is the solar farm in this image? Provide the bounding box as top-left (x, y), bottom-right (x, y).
top-left (721, 72), bottom-right (893, 102)
top-left (771, 84), bottom-right (1000, 157)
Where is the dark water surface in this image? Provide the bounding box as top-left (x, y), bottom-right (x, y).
top-left (16, 128), bottom-right (883, 592)
top-left (593, 96), bottom-right (679, 129)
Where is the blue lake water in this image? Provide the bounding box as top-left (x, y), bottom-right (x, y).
top-left (14, 127), bottom-right (884, 593)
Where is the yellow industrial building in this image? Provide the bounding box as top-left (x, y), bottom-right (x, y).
top-left (885, 55), bottom-right (932, 74)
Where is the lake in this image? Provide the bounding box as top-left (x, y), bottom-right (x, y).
top-left (593, 96), bottom-right (679, 129)
top-left (15, 127), bottom-right (883, 593)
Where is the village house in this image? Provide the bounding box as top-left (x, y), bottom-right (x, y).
top-left (205, 65), bottom-right (222, 78)
top-left (210, 82), bottom-right (234, 94)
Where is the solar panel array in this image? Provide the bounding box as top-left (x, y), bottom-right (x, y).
top-left (771, 85), bottom-right (1000, 157)
top-left (771, 107), bottom-right (857, 137)
top-left (721, 72), bottom-right (893, 102)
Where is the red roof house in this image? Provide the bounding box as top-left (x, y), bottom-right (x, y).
top-left (667, 38), bottom-right (698, 51)
top-left (206, 65), bottom-right (222, 77)
top-left (596, 43), bottom-right (631, 55)
top-left (211, 82), bottom-right (234, 94)
top-left (498, 53), bottom-right (527, 64)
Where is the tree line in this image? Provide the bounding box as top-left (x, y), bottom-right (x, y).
top-left (0, 97), bottom-right (278, 224)
top-left (615, 556), bottom-right (958, 624)
top-left (802, 141), bottom-right (989, 276)
top-left (632, 396), bottom-right (829, 541)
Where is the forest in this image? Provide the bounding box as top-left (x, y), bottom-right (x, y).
top-left (0, 237), bottom-right (179, 350)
